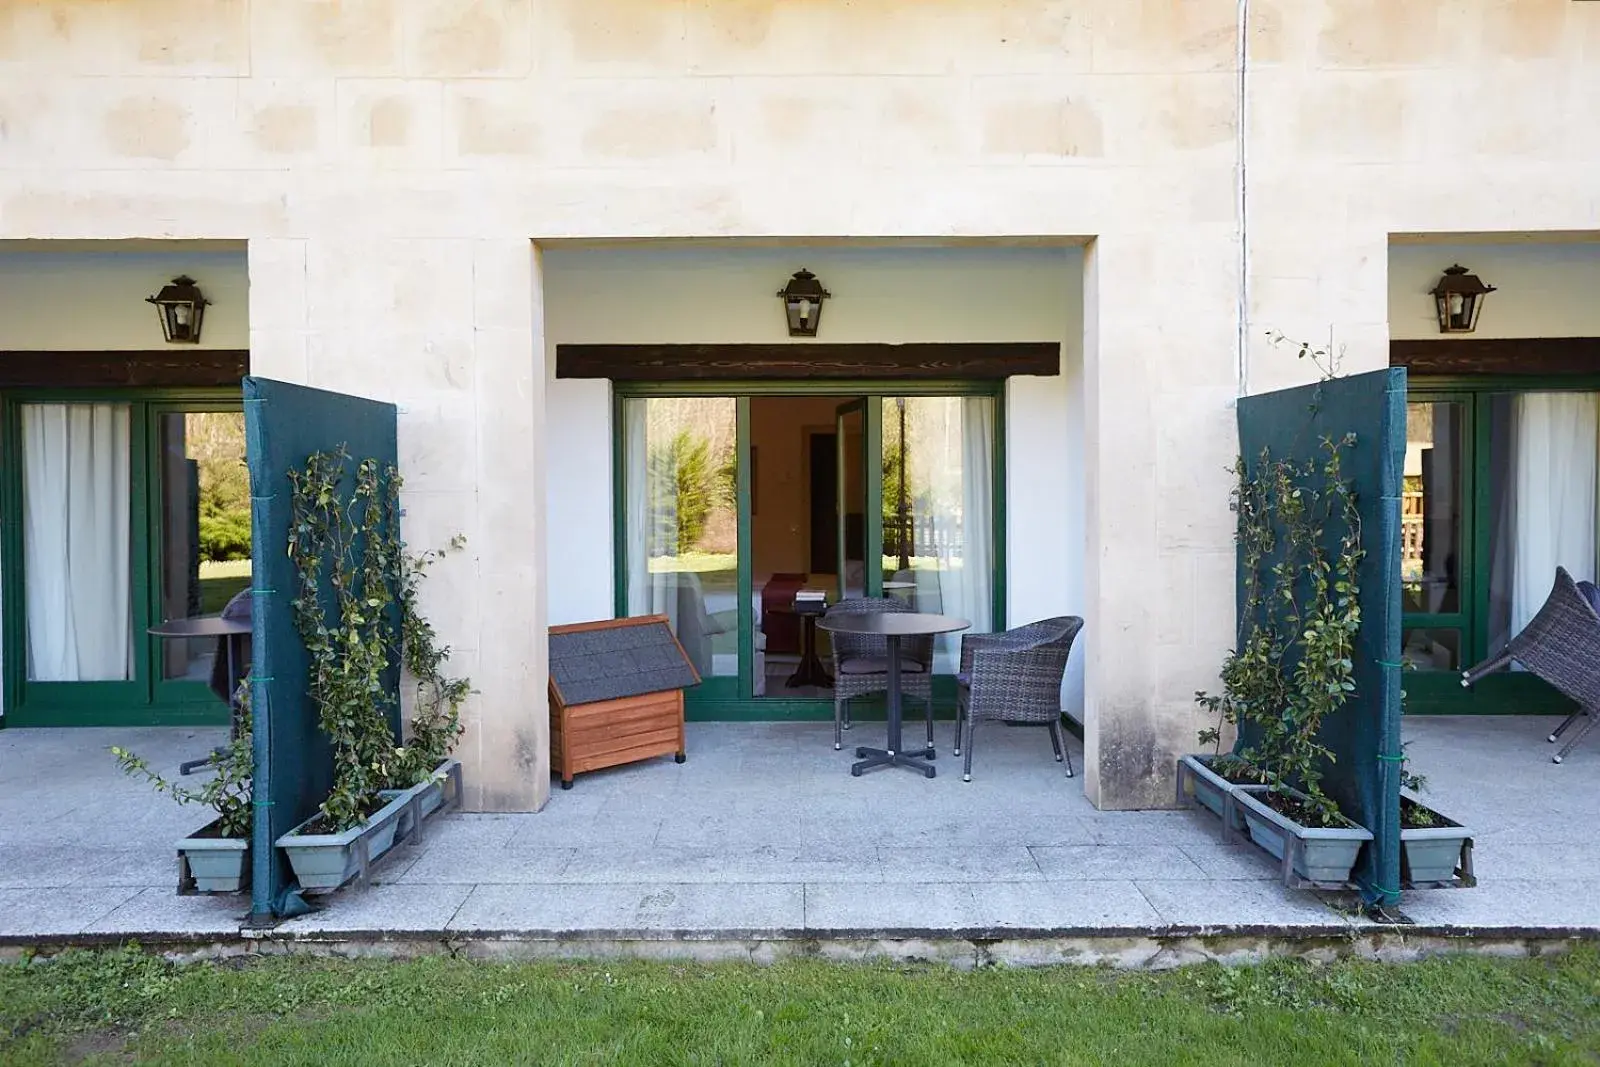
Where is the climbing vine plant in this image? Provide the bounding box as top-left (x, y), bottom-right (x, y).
top-left (1195, 432), bottom-right (1365, 829)
top-left (288, 447), bottom-right (469, 833)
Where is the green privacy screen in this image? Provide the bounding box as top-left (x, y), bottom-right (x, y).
top-left (1235, 367), bottom-right (1407, 905)
top-left (244, 377), bottom-right (399, 924)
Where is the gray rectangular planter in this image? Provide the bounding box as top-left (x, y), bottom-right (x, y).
top-left (177, 818), bottom-right (249, 894)
top-left (1235, 786), bottom-right (1373, 886)
top-left (275, 790), bottom-right (411, 891)
top-left (1401, 794), bottom-right (1474, 887)
top-left (379, 759), bottom-right (462, 842)
top-left (1177, 755), bottom-right (1252, 832)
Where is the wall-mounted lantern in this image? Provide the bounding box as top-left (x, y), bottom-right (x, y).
top-left (777, 268), bottom-right (830, 337)
top-left (1431, 264), bottom-right (1495, 334)
top-left (146, 275), bottom-right (209, 344)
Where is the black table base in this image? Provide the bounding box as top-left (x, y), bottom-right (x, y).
top-left (851, 744), bottom-right (936, 778)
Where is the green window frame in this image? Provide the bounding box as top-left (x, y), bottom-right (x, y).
top-left (611, 379), bottom-right (1008, 722)
top-left (0, 387), bottom-right (242, 728)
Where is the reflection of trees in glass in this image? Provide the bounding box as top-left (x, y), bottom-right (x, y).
top-left (650, 429), bottom-right (718, 555)
top-left (189, 413), bottom-right (251, 562)
top-left (881, 398), bottom-right (965, 564)
top-left (644, 399), bottom-right (736, 558)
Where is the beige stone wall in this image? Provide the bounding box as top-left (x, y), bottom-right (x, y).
top-left (1, 0), bottom-right (1595, 810)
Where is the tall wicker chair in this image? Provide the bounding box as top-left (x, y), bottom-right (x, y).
top-left (952, 616), bottom-right (1083, 782)
top-left (824, 596), bottom-right (935, 752)
top-left (1461, 567), bottom-right (1600, 763)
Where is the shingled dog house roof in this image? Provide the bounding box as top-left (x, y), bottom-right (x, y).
top-left (547, 615), bottom-right (701, 707)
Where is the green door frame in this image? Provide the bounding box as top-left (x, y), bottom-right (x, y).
top-left (1405, 375), bottom-right (1600, 715)
top-left (612, 380), bottom-right (1006, 722)
top-left (0, 387), bottom-right (242, 728)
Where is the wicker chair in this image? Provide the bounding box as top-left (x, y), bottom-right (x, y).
top-left (952, 616), bottom-right (1083, 781)
top-left (1461, 567), bottom-right (1600, 763)
top-left (824, 596), bottom-right (935, 753)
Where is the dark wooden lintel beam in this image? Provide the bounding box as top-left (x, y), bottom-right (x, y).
top-left (556, 342), bottom-right (1060, 381)
top-left (0, 350), bottom-right (248, 389)
top-left (1391, 337), bottom-right (1600, 377)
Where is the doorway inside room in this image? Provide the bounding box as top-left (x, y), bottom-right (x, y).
top-left (614, 384), bottom-right (1004, 721)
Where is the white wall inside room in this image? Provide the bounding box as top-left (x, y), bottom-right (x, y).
top-left (1390, 240), bottom-right (1600, 341)
top-left (541, 242), bottom-right (1087, 714)
top-left (0, 241), bottom-right (248, 351)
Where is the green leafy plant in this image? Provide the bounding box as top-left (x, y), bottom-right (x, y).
top-left (287, 447), bottom-right (469, 833)
top-left (1195, 431), bottom-right (1365, 828)
top-left (111, 687), bottom-right (253, 839)
top-left (390, 533), bottom-right (471, 789)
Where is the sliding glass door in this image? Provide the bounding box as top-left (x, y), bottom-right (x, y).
top-left (2, 391), bottom-right (244, 726)
top-left (1405, 383), bottom-right (1600, 714)
top-left (615, 382), bottom-right (1002, 720)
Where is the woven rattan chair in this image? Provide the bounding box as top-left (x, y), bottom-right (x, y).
top-left (952, 616), bottom-right (1083, 781)
top-left (824, 596), bottom-right (935, 753)
top-left (1461, 566), bottom-right (1600, 763)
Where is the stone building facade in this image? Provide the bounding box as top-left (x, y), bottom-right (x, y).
top-left (1, 1), bottom-right (1596, 813)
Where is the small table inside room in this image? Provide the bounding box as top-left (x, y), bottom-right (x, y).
top-left (817, 611), bottom-right (969, 779)
top-left (786, 591), bottom-right (833, 689)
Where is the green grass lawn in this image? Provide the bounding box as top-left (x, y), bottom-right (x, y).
top-left (3, 948), bottom-right (1599, 1065)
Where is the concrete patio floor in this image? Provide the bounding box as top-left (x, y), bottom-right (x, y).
top-left (2, 715), bottom-right (1598, 958)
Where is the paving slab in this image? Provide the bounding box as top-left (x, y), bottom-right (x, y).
top-left (274, 883), bottom-right (474, 935)
top-left (969, 880), bottom-right (1166, 930)
top-left (0, 886), bottom-right (142, 938)
top-left (1133, 879), bottom-right (1357, 932)
top-left (450, 883), bottom-right (805, 936)
top-left (1396, 879), bottom-right (1600, 931)
top-left (1030, 844), bottom-right (1207, 882)
top-left (394, 845), bottom-right (576, 885)
top-left (804, 882), bottom-right (979, 933)
top-left (83, 887), bottom-right (247, 937)
top-left (560, 846), bottom-right (878, 885)
top-left (879, 846), bottom-right (1042, 883)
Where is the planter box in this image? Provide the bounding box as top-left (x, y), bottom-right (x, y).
top-left (379, 759), bottom-right (463, 841)
top-left (1235, 786), bottom-right (1373, 886)
top-left (177, 818), bottom-right (250, 894)
top-left (275, 790), bottom-right (411, 892)
top-left (1401, 794), bottom-right (1475, 887)
top-left (1177, 755), bottom-right (1252, 832)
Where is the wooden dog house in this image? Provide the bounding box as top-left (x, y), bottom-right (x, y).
top-left (547, 615), bottom-right (699, 789)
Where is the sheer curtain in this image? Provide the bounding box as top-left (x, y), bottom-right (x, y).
top-left (923, 396), bottom-right (994, 673)
top-left (23, 403), bottom-right (132, 682)
top-left (1509, 393), bottom-right (1599, 636)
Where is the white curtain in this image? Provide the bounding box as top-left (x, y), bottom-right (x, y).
top-left (1510, 393), bottom-right (1599, 636)
top-left (23, 403), bottom-right (132, 682)
top-left (926, 397), bottom-right (994, 673)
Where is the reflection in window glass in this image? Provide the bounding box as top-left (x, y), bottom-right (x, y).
top-left (882, 396), bottom-right (994, 673)
top-left (1403, 402), bottom-right (1464, 615)
top-left (623, 398), bottom-right (739, 679)
top-left (160, 412), bottom-right (252, 682)
top-left (1403, 627), bottom-right (1461, 672)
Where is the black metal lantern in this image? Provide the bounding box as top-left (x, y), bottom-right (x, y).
top-left (777, 268), bottom-right (830, 337)
top-left (146, 275), bottom-right (209, 344)
top-left (1431, 264), bottom-right (1495, 334)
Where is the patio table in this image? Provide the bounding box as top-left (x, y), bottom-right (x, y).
top-left (149, 616), bottom-right (252, 775)
top-left (817, 611), bottom-right (969, 779)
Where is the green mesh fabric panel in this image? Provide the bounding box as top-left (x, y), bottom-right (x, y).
top-left (1235, 368), bottom-right (1407, 905)
top-left (245, 378), bottom-right (399, 922)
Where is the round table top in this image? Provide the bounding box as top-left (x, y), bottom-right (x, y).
top-left (148, 617), bottom-right (252, 638)
top-left (880, 581), bottom-right (916, 590)
top-left (817, 612), bottom-right (970, 637)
